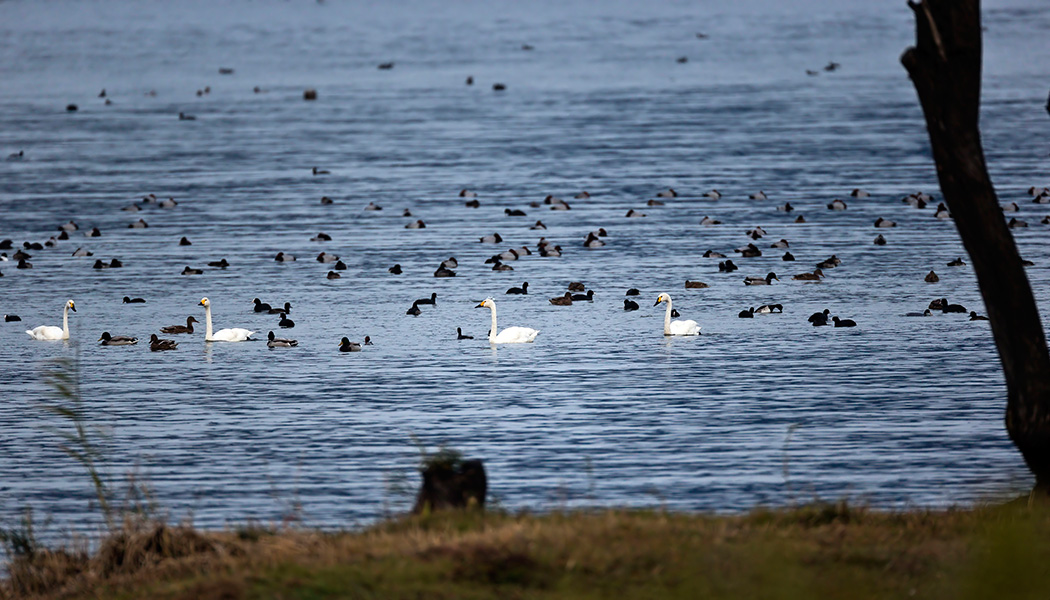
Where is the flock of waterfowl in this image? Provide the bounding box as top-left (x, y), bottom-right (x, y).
top-left (7, 181), bottom-right (1042, 352)
top-left (6, 58), bottom-right (1049, 355)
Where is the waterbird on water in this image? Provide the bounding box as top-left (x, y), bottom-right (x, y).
top-left (267, 331), bottom-right (298, 348)
top-left (99, 332), bottom-right (138, 346)
top-left (149, 334), bottom-right (178, 351)
top-left (198, 297), bottom-right (254, 342)
top-left (475, 298), bottom-right (539, 344)
top-left (26, 300), bottom-right (75, 340)
top-left (161, 316), bottom-right (198, 334)
top-left (653, 293), bottom-right (700, 336)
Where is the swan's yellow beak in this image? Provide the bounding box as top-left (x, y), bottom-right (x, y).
top-left (69, 302), bottom-right (76, 312)
top-left (198, 298), bottom-right (207, 306)
top-left (653, 297), bottom-right (662, 306)
top-left (475, 302), bottom-right (485, 308)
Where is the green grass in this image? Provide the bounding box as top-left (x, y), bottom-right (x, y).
top-left (10, 502), bottom-right (1050, 599)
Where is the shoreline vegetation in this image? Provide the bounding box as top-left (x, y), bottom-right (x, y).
top-left (5, 501), bottom-right (1050, 599)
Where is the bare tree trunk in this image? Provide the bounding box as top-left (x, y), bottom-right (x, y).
top-left (902, 0), bottom-right (1050, 490)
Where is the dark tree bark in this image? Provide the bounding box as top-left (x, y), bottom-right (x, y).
top-left (413, 459), bottom-right (487, 513)
top-left (902, 0), bottom-right (1050, 489)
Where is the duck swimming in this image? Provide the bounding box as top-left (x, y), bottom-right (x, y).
top-left (268, 302), bottom-right (292, 315)
top-left (808, 309), bottom-right (830, 326)
top-left (756, 304), bottom-right (783, 313)
top-left (744, 272), bottom-right (779, 285)
top-left (738, 307), bottom-right (754, 318)
top-left (181, 266), bottom-right (203, 275)
top-left (149, 334), bottom-right (178, 351)
top-left (267, 331), bottom-right (298, 348)
top-left (827, 199), bottom-right (847, 210)
top-left (737, 244), bottom-right (761, 258)
top-left (161, 316), bottom-right (198, 334)
top-left (792, 269), bottom-right (824, 281)
top-left (457, 327), bottom-right (474, 340)
top-left (549, 292), bottom-right (573, 306)
top-left (339, 337), bottom-right (361, 352)
top-left (122, 296), bottom-right (146, 304)
top-left (624, 299), bottom-right (639, 311)
top-left (208, 258), bottom-right (229, 268)
top-left (832, 316), bottom-right (856, 328)
top-left (99, 332), bottom-right (138, 346)
top-left (278, 313), bottom-right (295, 328)
top-left (506, 282), bottom-right (528, 295)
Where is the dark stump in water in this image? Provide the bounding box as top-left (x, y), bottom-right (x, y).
top-left (413, 458), bottom-right (487, 513)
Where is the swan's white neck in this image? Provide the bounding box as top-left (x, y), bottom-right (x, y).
top-left (663, 297), bottom-right (673, 335)
top-left (204, 304), bottom-right (214, 341)
top-left (62, 304), bottom-right (70, 340)
top-left (488, 304), bottom-right (498, 343)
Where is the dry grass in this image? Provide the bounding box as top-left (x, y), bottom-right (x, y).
top-left (5, 502), bottom-right (1050, 599)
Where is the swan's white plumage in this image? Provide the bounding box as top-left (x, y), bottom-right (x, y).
top-left (477, 298), bottom-right (539, 344)
top-left (492, 326), bottom-right (540, 344)
top-left (27, 325), bottom-right (66, 340)
top-left (655, 293), bottom-right (701, 336)
top-left (199, 297), bottom-right (254, 342)
top-left (27, 300), bottom-right (75, 340)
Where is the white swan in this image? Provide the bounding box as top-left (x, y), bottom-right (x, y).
top-left (475, 298), bottom-right (539, 344)
top-left (654, 293), bottom-right (701, 336)
top-left (198, 297), bottom-right (254, 342)
top-left (27, 300), bottom-right (76, 340)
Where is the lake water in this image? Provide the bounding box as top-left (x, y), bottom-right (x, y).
top-left (1, 0), bottom-right (1049, 534)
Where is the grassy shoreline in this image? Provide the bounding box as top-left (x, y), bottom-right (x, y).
top-left (6, 501), bottom-right (1050, 599)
